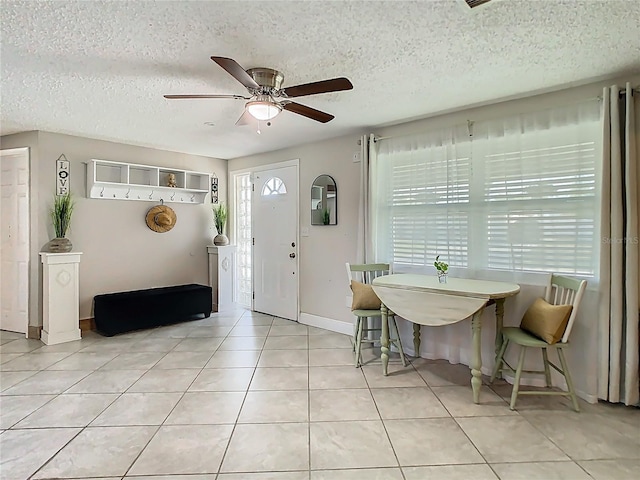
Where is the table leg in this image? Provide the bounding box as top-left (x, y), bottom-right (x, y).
top-left (380, 303), bottom-right (390, 376)
top-left (413, 323), bottom-right (421, 358)
top-left (494, 298), bottom-right (505, 379)
top-left (471, 308), bottom-right (484, 404)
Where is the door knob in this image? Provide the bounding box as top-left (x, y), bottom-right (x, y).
top-left (289, 253), bottom-right (296, 258)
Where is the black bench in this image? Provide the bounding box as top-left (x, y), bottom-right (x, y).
top-left (94, 284), bottom-right (212, 336)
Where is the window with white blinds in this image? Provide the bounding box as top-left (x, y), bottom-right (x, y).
top-left (377, 147), bottom-right (471, 268)
top-left (373, 102), bottom-right (601, 277)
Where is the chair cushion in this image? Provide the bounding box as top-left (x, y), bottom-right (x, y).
top-left (520, 297), bottom-right (573, 344)
top-left (350, 280), bottom-right (381, 311)
top-left (502, 327), bottom-right (552, 348)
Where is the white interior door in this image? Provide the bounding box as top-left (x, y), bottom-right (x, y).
top-left (1, 148), bottom-right (30, 334)
top-left (252, 164), bottom-right (298, 320)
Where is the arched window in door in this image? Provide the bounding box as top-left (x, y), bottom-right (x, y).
top-left (261, 177), bottom-right (287, 196)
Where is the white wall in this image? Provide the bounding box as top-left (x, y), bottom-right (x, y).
top-left (1, 131), bottom-right (227, 324)
top-left (229, 74), bottom-right (640, 401)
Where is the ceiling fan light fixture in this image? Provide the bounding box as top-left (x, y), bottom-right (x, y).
top-left (246, 96), bottom-right (282, 121)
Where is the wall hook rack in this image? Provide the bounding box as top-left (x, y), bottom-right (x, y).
top-left (86, 159), bottom-right (211, 204)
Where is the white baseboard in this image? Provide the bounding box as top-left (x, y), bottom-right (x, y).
top-left (575, 390), bottom-right (598, 403)
top-left (299, 312), bottom-right (352, 336)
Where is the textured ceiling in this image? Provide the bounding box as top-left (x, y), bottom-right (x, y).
top-left (1, 0), bottom-right (639, 159)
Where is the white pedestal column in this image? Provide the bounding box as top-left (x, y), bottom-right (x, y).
top-left (40, 252), bottom-right (82, 345)
top-left (207, 245), bottom-right (236, 312)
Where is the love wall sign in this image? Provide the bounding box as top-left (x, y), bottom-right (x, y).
top-left (56, 154), bottom-right (70, 195)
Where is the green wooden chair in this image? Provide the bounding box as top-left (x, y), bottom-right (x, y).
top-left (346, 263), bottom-right (407, 368)
top-left (491, 274), bottom-right (587, 412)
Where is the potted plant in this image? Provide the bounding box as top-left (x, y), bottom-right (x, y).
top-left (47, 192), bottom-right (75, 253)
top-left (212, 203), bottom-right (229, 246)
top-left (434, 255), bottom-right (449, 283)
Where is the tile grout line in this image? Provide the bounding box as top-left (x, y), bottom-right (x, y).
top-left (133, 310), bottom-right (245, 477)
top-left (213, 312), bottom-right (274, 476)
top-left (21, 310), bottom-right (245, 479)
top-left (22, 335), bottom-right (145, 479)
top-left (360, 359), bottom-right (406, 478)
top-left (408, 358), bottom-right (496, 474)
top-left (120, 320), bottom-right (231, 477)
top-left (5, 317), bottom-right (638, 479)
top-left (516, 406), bottom-right (590, 465)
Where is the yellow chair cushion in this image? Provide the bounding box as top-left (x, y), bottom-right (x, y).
top-left (520, 297), bottom-right (573, 344)
top-left (350, 281), bottom-right (381, 311)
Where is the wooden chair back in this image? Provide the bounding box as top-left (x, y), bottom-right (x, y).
top-left (544, 274), bottom-right (587, 344)
top-left (345, 263), bottom-right (391, 286)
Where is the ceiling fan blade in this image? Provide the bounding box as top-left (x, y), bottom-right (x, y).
top-left (164, 94), bottom-right (248, 100)
top-left (211, 56), bottom-right (260, 90)
top-left (283, 77), bottom-right (353, 98)
top-left (235, 110), bottom-right (253, 126)
top-left (283, 102), bottom-right (334, 123)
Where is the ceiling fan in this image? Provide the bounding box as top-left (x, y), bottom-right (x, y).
top-left (164, 56), bottom-right (353, 125)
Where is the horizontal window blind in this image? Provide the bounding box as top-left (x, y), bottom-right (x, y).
top-left (373, 103), bottom-right (601, 277)
top-left (389, 207), bottom-right (469, 267)
top-left (478, 126), bottom-right (598, 274)
top-left (376, 140), bottom-right (472, 268)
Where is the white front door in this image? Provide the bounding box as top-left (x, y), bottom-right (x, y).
top-left (252, 164), bottom-right (298, 320)
top-left (1, 148), bottom-right (30, 334)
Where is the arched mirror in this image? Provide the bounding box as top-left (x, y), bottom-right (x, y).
top-left (311, 175), bottom-right (337, 225)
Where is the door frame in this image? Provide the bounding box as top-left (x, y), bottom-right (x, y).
top-left (229, 159), bottom-right (300, 318)
top-left (0, 147), bottom-right (30, 336)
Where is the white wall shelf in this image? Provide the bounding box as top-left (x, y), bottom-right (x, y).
top-left (86, 159), bottom-right (211, 204)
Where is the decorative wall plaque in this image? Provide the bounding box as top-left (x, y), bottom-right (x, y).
top-left (56, 154), bottom-right (70, 195)
top-left (211, 175), bottom-right (219, 204)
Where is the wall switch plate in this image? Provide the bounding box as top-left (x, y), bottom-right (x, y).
top-left (352, 151), bottom-right (361, 162)
top-left (301, 227), bottom-right (309, 237)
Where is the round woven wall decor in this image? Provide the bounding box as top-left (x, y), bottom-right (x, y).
top-left (145, 205), bottom-right (177, 233)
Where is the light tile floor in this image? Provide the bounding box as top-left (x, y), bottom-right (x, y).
top-left (1, 310), bottom-right (639, 480)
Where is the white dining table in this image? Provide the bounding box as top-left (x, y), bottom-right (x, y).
top-left (371, 274), bottom-right (520, 403)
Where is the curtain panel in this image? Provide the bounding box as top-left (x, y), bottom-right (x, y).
top-left (356, 134), bottom-right (376, 264)
top-left (598, 83), bottom-right (639, 406)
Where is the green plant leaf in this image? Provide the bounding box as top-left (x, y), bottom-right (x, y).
top-left (50, 192), bottom-right (75, 238)
top-left (212, 203), bottom-right (228, 235)
top-left (434, 255), bottom-right (448, 273)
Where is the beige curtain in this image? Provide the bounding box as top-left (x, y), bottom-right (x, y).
top-left (598, 83), bottom-right (640, 406)
top-left (356, 134), bottom-right (376, 263)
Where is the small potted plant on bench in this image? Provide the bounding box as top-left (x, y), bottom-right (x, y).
top-left (434, 255), bottom-right (449, 283)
